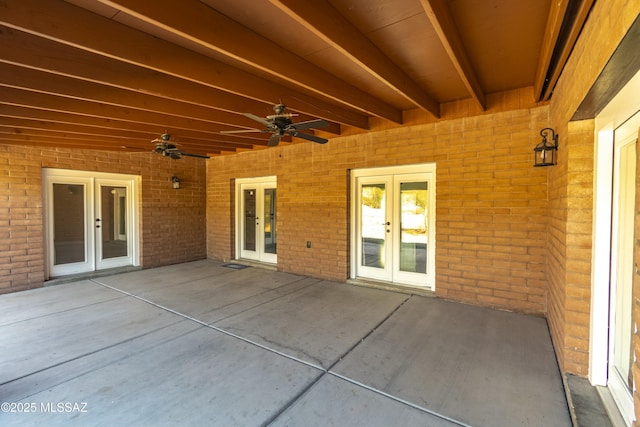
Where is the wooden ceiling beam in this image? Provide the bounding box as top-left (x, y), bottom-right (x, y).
top-left (0, 86), bottom-right (255, 136)
top-left (0, 0), bottom-right (369, 129)
top-left (0, 117), bottom-right (261, 150)
top-left (0, 80), bottom-right (310, 147)
top-left (0, 88), bottom-right (277, 149)
top-left (533, 0), bottom-right (569, 101)
top-left (539, 0), bottom-right (595, 100)
top-left (0, 26), bottom-right (340, 135)
top-left (0, 135), bottom-right (223, 155)
top-left (0, 129), bottom-right (152, 147)
top-left (95, 0), bottom-right (402, 123)
top-left (0, 63), bottom-right (273, 129)
top-left (0, 104), bottom-right (268, 145)
top-left (0, 129), bottom-right (246, 154)
top-left (419, 0), bottom-right (485, 110)
top-left (0, 117), bottom-right (153, 141)
top-left (0, 127), bottom-right (153, 145)
top-left (271, 0), bottom-right (440, 118)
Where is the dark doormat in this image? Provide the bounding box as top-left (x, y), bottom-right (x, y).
top-left (221, 263), bottom-right (250, 270)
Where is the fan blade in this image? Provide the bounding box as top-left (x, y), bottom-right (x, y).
top-left (289, 131), bottom-right (328, 144)
top-left (180, 152), bottom-right (210, 159)
top-left (243, 113), bottom-right (272, 128)
top-left (220, 129), bottom-right (265, 134)
top-left (290, 119), bottom-right (329, 131)
top-left (268, 133), bottom-right (282, 146)
top-left (169, 152), bottom-right (181, 160)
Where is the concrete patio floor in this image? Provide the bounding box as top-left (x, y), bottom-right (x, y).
top-left (0, 260), bottom-right (571, 426)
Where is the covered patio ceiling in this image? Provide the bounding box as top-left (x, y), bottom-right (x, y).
top-left (0, 0), bottom-right (593, 157)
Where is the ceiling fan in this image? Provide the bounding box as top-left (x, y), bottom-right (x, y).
top-left (150, 132), bottom-right (210, 159)
top-left (221, 104), bottom-right (329, 146)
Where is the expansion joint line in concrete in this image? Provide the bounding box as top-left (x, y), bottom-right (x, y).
top-left (91, 279), bottom-right (468, 426)
top-left (328, 372), bottom-right (472, 427)
top-left (325, 294), bottom-right (470, 427)
top-left (90, 278), bottom-right (322, 370)
top-left (263, 294), bottom-right (470, 427)
top-left (262, 295), bottom-right (414, 426)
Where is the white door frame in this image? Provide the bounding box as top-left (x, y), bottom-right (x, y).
top-left (235, 176), bottom-right (277, 264)
top-left (43, 168), bottom-right (140, 278)
top-left (350, 163), bottom-right (436, 289)
top-left (590, 70), bottom-right (640, 426)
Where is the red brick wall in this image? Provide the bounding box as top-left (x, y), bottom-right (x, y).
top-left (547, 0), bottom-right (640, 377)
top-left (544, 120), bottom-right (595, 376)
top-left (208, 101), bottom-right (550, 314)
top-left (0, 144), bottom-right (206, 293)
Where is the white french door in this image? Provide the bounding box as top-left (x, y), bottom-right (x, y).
top-left (352, 164), bottom-right (436, 289)
top-left (43, 169), bottom-right (139, 277)
top-left (236, 176), bottom-right (277, 264)
top-left (590, 70), bottom-right (640, 427)
top-left (607, 115), bottom-right (638, 425)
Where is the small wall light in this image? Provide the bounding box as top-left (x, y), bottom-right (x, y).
top-left (534, 127), bottom-right (559, 167)
top-left (171, 175), bottom-right (180, 189)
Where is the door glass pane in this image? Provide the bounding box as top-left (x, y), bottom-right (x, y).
top-left (361, 183), bottom-right (386, 268)
top-left (399, 181), bottom-right (428, 273)
top-left (101, 186), bottom-right (128, 259)
top-left (264, 188), bottom-right (277, 254)
top-left (612, 140), bottom-right (636, 391)
top-left (244, 189), bottom-right (256, 251)
top-left (53, 184), bottom-right (85, 265)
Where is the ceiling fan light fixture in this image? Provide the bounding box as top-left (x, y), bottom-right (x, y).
top-left (220, 103), bottom-right (329, 147)
top-left (151, 132), bottom-right (210, 159)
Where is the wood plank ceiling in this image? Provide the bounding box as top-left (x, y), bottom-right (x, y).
top-left (0, 0), bottom-right (593, 157)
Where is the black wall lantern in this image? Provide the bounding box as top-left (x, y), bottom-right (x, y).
top-left (534, 127), bottom-right (559, 167)
top-left (171, 175), bottom-right (180, 189)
